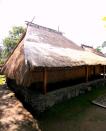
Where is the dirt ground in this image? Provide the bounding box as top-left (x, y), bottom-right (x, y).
top-left (1, 82), bottom-right (106, 131)
top-left (40, 106), bottom-right (106, 131)
top-left (0, 85), bottom-right (41, 131)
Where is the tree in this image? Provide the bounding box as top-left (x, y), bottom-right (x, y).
top-left (95, 17), bottom-right (106, 54)
top-left (0, 46), bottom-right (3, 56)
top-left (96, 46), bottom-right (102, 52)
top-left (3, 26), bottom-right (26, 57)
top-left (0, 46), bottom-right (3, 64)
top-left (102, 41), bottom-right (106, 48)
top-left (102, 16), bottom-right (106, 21)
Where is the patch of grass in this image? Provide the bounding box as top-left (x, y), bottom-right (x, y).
top-left (0, 75), bottom-right (6, 85)
top-left (40, 87), bottom-right (106, 119)
top-left (39, 85), bottom-right (106, 122)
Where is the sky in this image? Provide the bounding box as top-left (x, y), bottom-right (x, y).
top-left (0, 0), bottom-right (106, 47)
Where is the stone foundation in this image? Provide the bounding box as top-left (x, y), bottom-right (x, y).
top-left (6, 78), bottom-right (106, 115)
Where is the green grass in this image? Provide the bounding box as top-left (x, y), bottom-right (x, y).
top-left (0, 75), bottom-right (6, 85)
top-left (39, 85), bottom-right (106, 131)
top-left (40, 86), bottom-right (106, 120)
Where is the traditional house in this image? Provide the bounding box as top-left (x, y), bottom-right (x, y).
top-left (2, 22), bottom-right (106, 95)
top-left (2, 22), bottom-right (106, 113)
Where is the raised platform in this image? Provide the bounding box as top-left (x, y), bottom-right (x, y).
top-left (6, 78), bottom-right (106, 115)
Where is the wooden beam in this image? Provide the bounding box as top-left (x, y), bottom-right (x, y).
top-left (104, 65), bottom-right (105, 79)
top-left (85, 65), bottom-right (89, 82)
top-left (43, 68), bottom-right (47, 94)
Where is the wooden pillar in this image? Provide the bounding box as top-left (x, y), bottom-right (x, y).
top-left (93, 66), bottom-right (95, 78)
top-left (85, 65), bottom-right (89, 82)
top-left (104, 65), bottom-right (105, 79)
top-left (43, 68), bottom-right (47, 94)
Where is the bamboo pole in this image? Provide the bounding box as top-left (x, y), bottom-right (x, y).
top-left (43, 68), bottom-right (47, 94)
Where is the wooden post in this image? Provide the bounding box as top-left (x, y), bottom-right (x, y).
top-left (104, 65), bottom-right (105, 79)
top-left (43, 68), bottom-right (47, 94)
top-left (93, 66), bottom-right (95, 79)
top-left (85, 65), bottom-right (89, 83)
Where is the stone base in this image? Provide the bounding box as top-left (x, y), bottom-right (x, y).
top-left (6, 78), bottom-right (106, 116)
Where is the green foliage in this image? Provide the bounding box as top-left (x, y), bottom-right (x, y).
top-left (96, 46), bottom-right (101, 52)
top-left (3, 26), bottom-right (25, 58)
top-left (0, 47), bottom-right (4, 64)
top-left (0, 59), bottom-right (4, 65)
top-left (95, 41), bottom-right (106, 54)
top-left (102, 16), bottom-right (106, 21)
top-left (0, 51), bottom-right (7, 64)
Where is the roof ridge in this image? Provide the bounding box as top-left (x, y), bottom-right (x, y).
top-left (25, 21), bottom-right (63, 35)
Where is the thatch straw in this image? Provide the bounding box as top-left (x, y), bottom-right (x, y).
top-left (24, 24), bottom-right (106, 69)
top-left (2, 23), bottom-right (106, 86)
top-left (82, 44), bottom-right (105, 57)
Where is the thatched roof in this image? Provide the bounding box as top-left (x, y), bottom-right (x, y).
top-left (24, 23), bottom-right (85, 68)
top-left (81, 44), bottom-right (105, 57)
top-left (2, 22), bottom-right (106, 85)
top-left (24, 23), bottom-right (106, 68)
